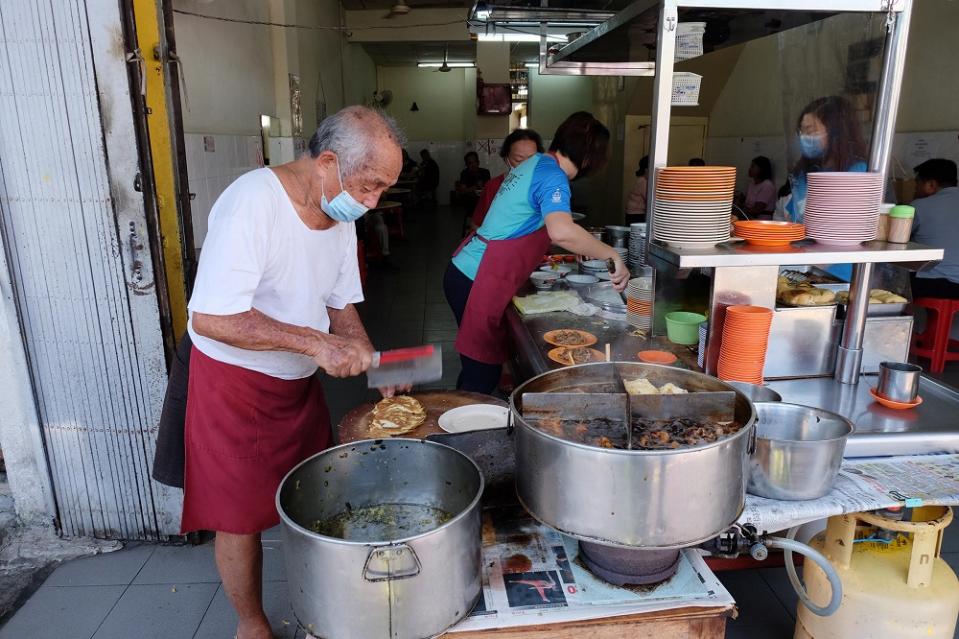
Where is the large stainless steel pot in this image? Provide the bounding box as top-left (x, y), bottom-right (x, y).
top-left (511, 362), bottom-right (756, 549)
top-left (276, 439), bottom-right (483, 639)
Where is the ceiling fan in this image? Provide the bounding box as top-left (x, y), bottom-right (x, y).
top-left (436, 44), bottom-right (452, 72)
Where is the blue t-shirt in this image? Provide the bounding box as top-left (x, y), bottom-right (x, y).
top-left (452, 154), bottom-right (572, 280)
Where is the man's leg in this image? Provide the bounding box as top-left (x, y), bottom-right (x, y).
top-left (216, 531), bottom-right (271, 639)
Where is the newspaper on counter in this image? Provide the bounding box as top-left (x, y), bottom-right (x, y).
top-left (448, 506), bottom-right (734, 633)
top-left (739, 453), bottom-right (959, 533)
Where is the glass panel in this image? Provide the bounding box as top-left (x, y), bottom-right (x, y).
top-left (556, 6), bottom-right (838, 64)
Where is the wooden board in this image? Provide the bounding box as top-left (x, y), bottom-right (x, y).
top-left (337, 391), bottom-right (507, 444)
top-left (451, 605), bottom-right (732, 638)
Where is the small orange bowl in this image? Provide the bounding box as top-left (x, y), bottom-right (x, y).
top-left (870, 386), bottom-right (923, 410)
top-left (638, 350), bottom-right (678, 364)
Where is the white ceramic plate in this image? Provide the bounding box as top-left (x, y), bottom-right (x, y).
top-left (438, 404), bottom-right (509, 433)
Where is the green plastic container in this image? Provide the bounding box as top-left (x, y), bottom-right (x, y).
top-left (665, 311), bottom-right (707, 345)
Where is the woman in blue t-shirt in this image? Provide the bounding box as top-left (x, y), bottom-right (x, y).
top-left (785, 95), bottom-right (869, 281)
top-left (443, 112), bottom-right (630, 394)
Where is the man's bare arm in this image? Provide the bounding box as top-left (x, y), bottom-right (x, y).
top-left (192, 308), bottom-right (318, 354)
top-left (327, 304), bottom-right (372, 348)
top-left (329, 304), bottom-right (411, 397)
top-left (192, 308), bottom-right (372, 377)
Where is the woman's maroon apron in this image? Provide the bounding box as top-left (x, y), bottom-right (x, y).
top-left (453, 228), bottom-right (551, 365)
top-left (180, 347), bottom-right (331, 534)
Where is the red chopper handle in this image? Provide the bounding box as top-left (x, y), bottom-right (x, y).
top-left (376, 345), bottom-right (436, 365)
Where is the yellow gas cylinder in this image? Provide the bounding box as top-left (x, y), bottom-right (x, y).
top-left (795, 506), bottom-right (959, 639)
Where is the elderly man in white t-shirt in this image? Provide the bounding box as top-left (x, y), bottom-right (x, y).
top-left (182, 106), bottom-right (404, 639)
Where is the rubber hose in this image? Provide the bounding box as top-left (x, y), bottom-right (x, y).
top-left (765, 526), bottom-right (843, 617)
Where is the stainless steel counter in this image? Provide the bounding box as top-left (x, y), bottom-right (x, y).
top-left (648, 239), bottom-right (943, 269)
top-left (767, 376), bottom-right (959, 457)
top-left (507, 304), bottom-right (959, 459)
top-left (506, 307), bottom-right (697, 382)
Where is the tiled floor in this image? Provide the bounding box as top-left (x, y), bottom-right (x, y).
top-left (3, 205), bottom-right (959, 638)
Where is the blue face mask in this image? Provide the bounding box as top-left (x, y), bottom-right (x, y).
top-left (799, 134), bottom-right (826, 159)
top-left (320, 157), bottom-right (368, 222)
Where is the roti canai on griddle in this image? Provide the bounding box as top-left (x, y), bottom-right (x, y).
top-left (369, 395), bottom-right (427, 436)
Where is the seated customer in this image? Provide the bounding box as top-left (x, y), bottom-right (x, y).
top-left (416, 149), bottom-right (440, 203)
top-left (625, 155), bottom-right (649, 225)
top-left (736, 156), bottom-right (776, 218)
top-left (910, 158), bottom-right (959, 298)
top-left (455, 151), bottom-right (492, 221)
top-left (472, 129), bottom-right (544, 229)
top-left (401, 148), bottom-right (418, 175)
top-left (457, 151), bottom-right (492, 192)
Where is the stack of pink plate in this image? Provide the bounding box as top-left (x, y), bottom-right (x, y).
top-left (804, 172), bottom-right (883, 246)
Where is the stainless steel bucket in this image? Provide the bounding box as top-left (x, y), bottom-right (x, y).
top-left (511, 362), bottom-right (756, 549)
top-left (747, 402), bottom-right (854, 501)
top-left (276, 439), bottom-right (483, 639)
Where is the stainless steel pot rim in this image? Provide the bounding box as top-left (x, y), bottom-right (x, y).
top-left (515, 490), bottom-right (744, 550)
top-left (511, 362), bottom-right (757, 455)
top-left (752, 401), bottom-right (855, 443)
top-left (275, 438), bottom-right (485, 547)
top-left (513, 414), bottom-right (754, 455)
top-left (511, 362), bottom-right (756, 456)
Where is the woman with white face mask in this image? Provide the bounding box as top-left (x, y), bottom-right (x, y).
top-left (469, 129), bottom-right (544, 231)
top-left (786, 95), bottom-right (869, 281)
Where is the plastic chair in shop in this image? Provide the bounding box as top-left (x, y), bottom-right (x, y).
top-left (911, 297), bottom-right (959, 373)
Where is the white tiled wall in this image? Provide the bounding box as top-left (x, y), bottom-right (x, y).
top-left (184, 133), bottom-right (264, 248)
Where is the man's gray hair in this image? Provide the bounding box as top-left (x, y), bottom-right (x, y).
top-left (308, 105), bottom-right (407, 177)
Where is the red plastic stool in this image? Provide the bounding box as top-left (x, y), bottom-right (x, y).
top-left (911, 297), bottom-right (959, 373)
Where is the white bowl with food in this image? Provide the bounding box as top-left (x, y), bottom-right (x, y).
top-left (530, 271), bottom-right (560, 290)
top-left (539, 264), bottom-right (574, 276)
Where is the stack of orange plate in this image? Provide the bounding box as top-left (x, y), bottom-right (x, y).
top-left (733, 220), bottom-right (805, 247)
top-left (717, 305), bottom-right (774, 384)
top-left (653, 166), bottom-right (737, 249)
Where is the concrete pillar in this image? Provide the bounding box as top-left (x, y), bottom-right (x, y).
top-left (268, 0), bottom-right (300, 163)
top-left (475, 42), bottom-right (510, 140)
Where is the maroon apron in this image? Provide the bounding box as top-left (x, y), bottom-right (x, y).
top-left (453, 228), bottom-right (551, 365)
top-left (180, 347), bottom-right (331, 535)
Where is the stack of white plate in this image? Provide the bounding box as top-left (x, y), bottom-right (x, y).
top-left (652, 166), bottom-right (736, 249)
top-left (614, 246), bottom-right (628, 262)
top-left (804, 172), bottom-right (883, 246)
top-left (626, 276), bottom-right (654, 331)
top-left (628, 223), bottom-right (647, 268)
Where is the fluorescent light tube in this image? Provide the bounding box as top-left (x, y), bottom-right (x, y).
top-left (416, 62), bottom-right (475, 68)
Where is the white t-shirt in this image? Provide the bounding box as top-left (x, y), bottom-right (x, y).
top-left (188, 168), bottom-right (363, 380)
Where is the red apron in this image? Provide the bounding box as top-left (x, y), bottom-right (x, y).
top-left (180, 347), bottom-right (331, 535)
top-left (453, 228), bottom-right (551, 365)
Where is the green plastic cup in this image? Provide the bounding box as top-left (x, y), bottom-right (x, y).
top-left (665, 311), bottom-right (707, 345)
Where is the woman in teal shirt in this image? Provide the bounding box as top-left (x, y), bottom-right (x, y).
top-left (785, 96), bottom-right (869, 281)
top-left (443, 112), bottom-right (629, 393)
